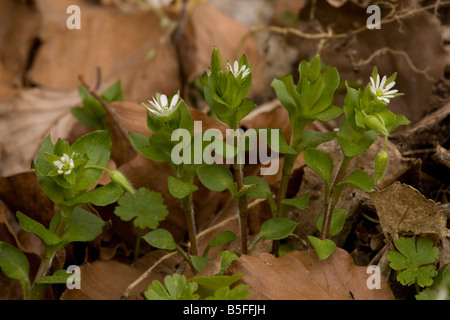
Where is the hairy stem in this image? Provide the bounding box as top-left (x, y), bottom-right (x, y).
top-left (232, 161), bottom-right (248, 255)
top-left (181, 191), bottom-right (198, 256)
top-left (320, 155), bottom-right (352, 240)
top-left (28, 206), bottom-right (74, 299)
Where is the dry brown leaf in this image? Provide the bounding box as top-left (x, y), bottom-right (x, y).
top-left (60, 249), bottom-right (182, 300)
top-left (0, 89), bottom-right (80, 177)
top-left (28, 0), bottom-right (181, 103)
top-left (227, 248), bottom-right (394, 300)
top-left (0, 0), bottom-right (39, 87)
top-left (370, 181), bottom-right (450, 244)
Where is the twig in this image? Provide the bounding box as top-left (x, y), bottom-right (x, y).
top-left (122, 198), bottom-right (265, 299)
top-left (234, 1), bottom-right (450, 57)
top-left (122, 251), bottom-right (178, 299)
top-left (351, 47), bottom-right (437, 82)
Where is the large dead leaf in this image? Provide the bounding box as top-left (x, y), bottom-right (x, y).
top-left (370, 181), bottom-right (450, 244)
top-left (227, 248), bottom-right (394, 300)
top-left (60, 249), bottom-right (183, 300)
top-left (0, 89), bottom-right (79, 177)
top-left (27, 0), bottom-right (181, 103)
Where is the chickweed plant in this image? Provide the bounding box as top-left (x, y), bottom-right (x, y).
top-left (0, 46), bottom-right (418, 300)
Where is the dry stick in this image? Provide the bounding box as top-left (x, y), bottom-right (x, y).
top-left (122, 198), bottom-right (265, 299)
top-left (351, 47), bottom-right (437, 82)
top-left (234, 1), bottom-right (450, 58)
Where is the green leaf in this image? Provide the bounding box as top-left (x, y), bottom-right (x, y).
top-left (34, 269), bottom-right (81, 285)
top-left (337, 169), bottom-right (375, 192)
top-left (387, 237), bottom-right (439, 287)
top-left (145, 274), bottom-right (199, 300)
top-left (337, 119), bottom-right (377, 157)
top-left (167, 176), bottom-right (198, 199)
top-left (243, 176), bottom-right (271, 199)
top-left (314, 105), bottom-right (344, 121)
top-left (258, 217), bottom-right (298, 240)
top-left (307, 236), bottom-right (336, 260)
top-left (130, 132), bottom-right (168, 162)
top-left (203, 231), bottom-right (237, 257)
top-left (303, 148), bottom-right (333, 187)
top-left (70, 130), bottom-right (111, 191)
top-left (217, 250), bottom-right (239, 276)
top-left (191, 255), bottom-right (212, 273)
top-left (0, 242), bottom-right (31, 297)
top-left (63, 182), bottom-right (124, 207)
top-left (16, 212), bottom-right (63, 246)
top-left (196, 164), bottom-right (236, 194)
top-left (316, 209), bottom-right (348, 237)
top-left (189, 274), bottom-right (244, 299)
top-left (281, 193), bottom-right (310, 210)
top-left (143, 229), bottom-right (177, 251)
top-left (299, 130), bottom-right (337, 150)
top-left (208, 231), bottom-right (237, 249)
top-left (60, 208), bottom-right (105, 244)
top-left (101, 79), bottom-right (123, 102)
top-left (205, 284), bottom-right (250, 300)
top-left (114, 188), bottom-right (168, 229)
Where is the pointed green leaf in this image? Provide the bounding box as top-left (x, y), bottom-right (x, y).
top-left (63, 182), bottom-right (124, 207)
top-left (337, 169), bottom-right (375, 192)
top-left (316, 209), bottom-right (348, 237)
top-left (0, 242), bottom-right (31, 297)
top-left (307, 236), bottom-right (336, 260)
top-left (16, 212), bottom-right (63, 246)
top-left (60, 208), bottom-right (105, 244)
top-left (281, 193), bottom-right (310, 210)
top-left (167, 176), bottom-right (198, 199)
top-left (303, 148), bottom-right (333, 187)
top-left (258, 217), bottom-right (298, 240)
top-left (196, 164), bottom-right (236, 194)
top-left (143, 229), bottom-right (177, 251)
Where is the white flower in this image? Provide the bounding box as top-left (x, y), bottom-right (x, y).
top-left (370, 74), bottom-right (398, 104)
top-left (53, 153), bottom-right (74, 175)
top-left (144, 93), bottom-right (180, 118)
top-left (227, 60), bottom-right (250, 79)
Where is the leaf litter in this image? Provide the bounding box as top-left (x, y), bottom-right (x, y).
top-left (0, 0), bottom-right (449, 300)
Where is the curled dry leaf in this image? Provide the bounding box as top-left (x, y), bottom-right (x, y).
top-left (370, 181), bottom-right (450, 244)
top-left (226, 248), bottom-right (394, 300)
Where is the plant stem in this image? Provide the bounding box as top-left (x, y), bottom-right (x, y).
top-left (134, 228), bottom-right (142, 261)
top-left (181, 191), bottom-right (199, 256)
top-left (230, 119), bottom-right (249, 255)
top-left (175, 245), bottom-right (197, 274)
top-left (319, 155), bottom-right (353, 240)
top-left (276, 152), bottom-right (298, 217)
top-left (28, 206), bottom-right (74, 299)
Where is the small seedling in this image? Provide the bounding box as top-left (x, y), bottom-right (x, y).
top-left (387, 237), bottom-right (440, 289)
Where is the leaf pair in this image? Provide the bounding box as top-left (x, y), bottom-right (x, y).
top-left (144, 273), bottom-right (250, 300)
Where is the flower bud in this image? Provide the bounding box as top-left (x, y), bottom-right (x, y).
top-left (365, 115), bottom-right (389, 136)
top-left (374, 149), bottom-right (389, 183)
top-left (109, 170), bottom-right (134, 195)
